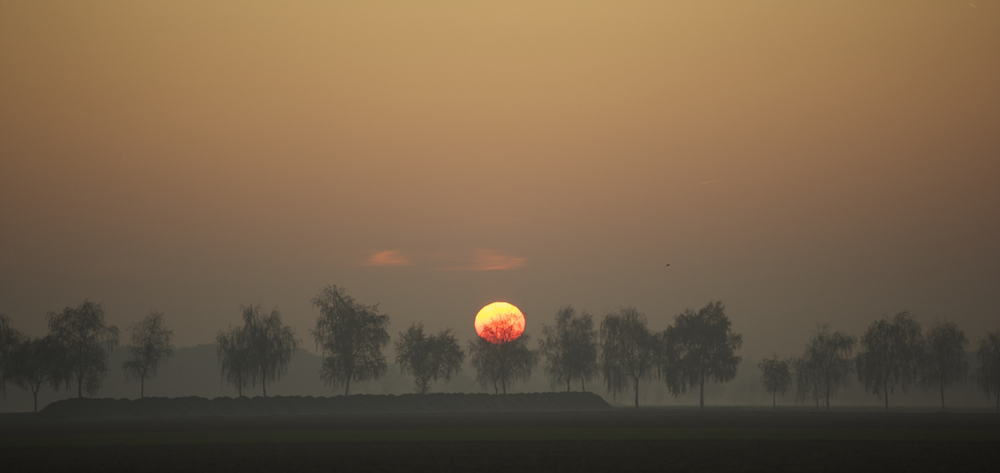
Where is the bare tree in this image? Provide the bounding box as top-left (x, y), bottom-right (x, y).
top-left (856, 311), bottom-right (923, 411)
top-left (758, 355), bottom-right (792, 409)
top-left (47, 300), bottom-right (119, 398)
top-left (0, 314), bottom-right (24, 397)
top-left (216, 304), bottom-right (298, 397)
top-left (795, 325), bottom-right (855, 409)
top-left (662, 301), bottom-right (743, 409)
top-left (395, 323), bottom-right (465, 394)
top-left (600, 307), bottom-right (657, 408)
top-left (469, 312), bottom-right (539, 394)
top-left (977, 330), bottom-right (1000, 412)
top-left (9, 336), bottom-right (71, 412)
top-left (122, 310), bottom-right (174, 398)
top-left (541, 306), bottom-right (598, 392)
top-left (922, 321), bottom-right (968, 411)
top-left (312, 285), bottom-right (390, 396)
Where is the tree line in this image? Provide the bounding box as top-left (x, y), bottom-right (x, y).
top-left (757, 312), bottom-right (1000, 411)
top-left (2, 290), bottom-right (1000, 412)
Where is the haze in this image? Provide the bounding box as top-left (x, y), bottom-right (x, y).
top-left (2, 1), bottom-right (998, 362)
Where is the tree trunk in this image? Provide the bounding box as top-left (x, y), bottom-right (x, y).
top-left (77, 375), bottom-right (83, 398)
top-left (567, 379), bottom-right (571, 393)
top-left (581, 378), bottom-right (586, 392)
top-left (502, 377), bottom-right (507, 395)
top-left (141, 377), bottom-right (145, 399)
top-left (940, 380), bottom-right (945, 411)
top-left (32, 386), bottom-right (39, 413)
top-left (699, 372), bottom-right (705, 409)
top-left (262, 377), bottom-right (267, 398)
top-left (634, 377), bottom-right (639, 408)
top-left (883, 383), bottom-right (889, 411)
top-left (825, 382), bottom-right (830, 410)
top-left (773, 391), bottom-right (776, 410)
top-left (345, 378), bottom-right (351, 397)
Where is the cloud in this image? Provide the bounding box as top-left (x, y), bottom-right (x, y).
top-left (698, 179), bottom-right (720, 185)
top-left (446, 249), bottom-right (526, 271)
top-left (365, 250), bottom-right (411, 267)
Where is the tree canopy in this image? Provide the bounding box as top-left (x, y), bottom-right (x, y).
top-left (795, 325), bottom-right (855, 409)
top-left (469, 313), bottom-right (538, 394)
top-left (541, 306), bottom-right (598, 392)
top-left (600, 307), bottom-right (657, 408)
top-left (923, 321), bottom-right (968, 411)
top-left (758, 355), bottom-right (792, 409)
top-left (0, 314), bottom-right (24, 397)
top-left (122, 310), bottom-right (174, 398)
top-left (9, 335), bottom-right (70, 412)
top-left (856, 311), bottom-right (924, 411)
top-left (395, 323), bottom-right (464, 394)
top-left (311, 285), bottom-right (390, 396)
top-left (47, 300), bottom-right (119, 398)
top-left (977, 330), bottom-right (1000, 412)
top-left (216, 304), bottom-right (298, 397)
top-left (662, 301), bottom-right (742, 409)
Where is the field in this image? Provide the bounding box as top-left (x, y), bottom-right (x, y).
top-left (3, 408), bottom-right (999, 472)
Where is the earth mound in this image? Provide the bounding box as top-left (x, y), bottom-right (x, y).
top-left (39, 392), bottom-right (612, 419)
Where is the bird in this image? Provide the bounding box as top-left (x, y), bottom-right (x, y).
top-left (666, 264), bottom-right (671, 266)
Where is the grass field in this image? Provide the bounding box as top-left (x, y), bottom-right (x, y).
top-left (3, 409), bottom-right (999, 472)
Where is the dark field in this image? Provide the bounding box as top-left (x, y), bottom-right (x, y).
top-left (3, 409), bottom-right (999, 472)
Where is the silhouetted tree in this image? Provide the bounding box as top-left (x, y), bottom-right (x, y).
top-left (795, 325), bottom-right (855, 409)
top-left (9, 336), bottom-right (70, 412)
top-left (217, 304), bottom-right (298, 397)
top-left (312, 285), bottom-right (390, 396)
top-left (216, 325), bottom-right (252, 397)
top-left (856, 311), bottom-right (924, 411)
top-left (47, 300), bottom-right (119, 398)
top-left (977, 330), bottom-right (1000, 412)
top-left (541, 306), bottom-right (598, 392)
top-left (922, 321), bottom-right (968, 411)
top-left (122, 310), bottom-right (174, 398)
top-left (662, 301), bottom-right (743, 409)
top-left (469, 313), bottom-right (539, 394)
top-left (395, 323), bottom-right (465, 394)
top-left (600, 307), bottom-right (657, 408)
top-left (0, 314), bottom-right (24, 397)
top-left (758, 355), bottom-right (792, 409)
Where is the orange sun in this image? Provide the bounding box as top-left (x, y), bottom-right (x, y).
top-left (474, 302), bottom-right (525, 344)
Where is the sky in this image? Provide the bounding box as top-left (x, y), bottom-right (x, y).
top-left (2, 1), bottom-right (998, 362)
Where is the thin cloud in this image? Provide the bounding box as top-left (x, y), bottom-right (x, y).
top-left (365, 250), bottom-right (411, 267)
top-left (699, 179), bottom-right (720, 185)
top-left (445, 249), bottom-right (526, 271)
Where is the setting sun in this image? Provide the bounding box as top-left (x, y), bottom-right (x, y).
top-left (474, 302), bottom-right (526, 344)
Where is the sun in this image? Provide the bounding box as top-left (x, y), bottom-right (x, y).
top-left (474, 302), bottom-right (525, 344)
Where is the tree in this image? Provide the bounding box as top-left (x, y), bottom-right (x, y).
top-left (794, 325), bottom-right (855, 409)
top-left (47, 300), bottom-right (119, 398)
top-left (216, 324), bottom-right (252, 397)
top-left (662, 301), bottom-right (743, 409)
top-left (758, 355), bottom-right (792, 409)
top-left (395, 323), bottom-right (465, 394)
top-left (0, 314), bottom-right (24, 397)
top-left (122, 310), bottom-right (174, 398)
top-left (9, 336), bottom-right (70, 412)
top-left (977, 330), bottom-right (1000, 412)
top-left (469, 312), bottom-right (539, 394)
top-left (311, 285), bottom-right (390, 396)
top-left (216, 304), bottom-right (298, 397)
top-left (922, 321), bottom-right (968, 411)
top-left (600, 307), bottom-right (657, 408)
top-left (540, 306), bottom-right (598, 392)
top-left (856, 311), bottom-right (924, 411)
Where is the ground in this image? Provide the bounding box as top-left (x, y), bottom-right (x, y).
top-left (3, 409), bottom-right (999, 472)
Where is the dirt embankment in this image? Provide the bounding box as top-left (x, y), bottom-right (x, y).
top-left (39, 392), bottom-right (612, 419)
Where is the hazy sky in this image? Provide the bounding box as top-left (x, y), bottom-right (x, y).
top-left (2, 1), bottom-right (998, 361)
